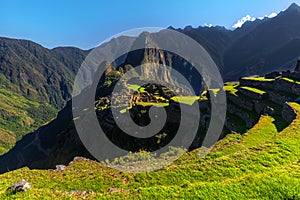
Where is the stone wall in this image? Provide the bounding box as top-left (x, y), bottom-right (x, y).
top-left (227, 103), bottom-right (256, 128)
top-left (282, 102), bottom-right (296, 124)
top-left (239, 87), bottom-right (267, 100)
top-left (227, 94), bottom-right (254, 111)
top-left (239, 79), bottom-right (274, 89)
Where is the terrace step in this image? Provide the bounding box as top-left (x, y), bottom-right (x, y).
top-left (272, 77), bottom-right (300, 96)
top-left (239, 77), bottom-right (275, 89)
top-left (227, 102), bottom-right (259, 129)
top-left (226, 92), bottom-right (254, 112)
top-left (225, 113), bottom-right (247, 133)
top-left (266, 90), bottom-right (297, 105)
top-left (227, 91), bottom-right (282, 116)
top-left (282, 71), bottom-right (300, 81)
top-left (254, 99), bottom-right (282, 116)
top-left (238, 86), bottom-right (267, 100)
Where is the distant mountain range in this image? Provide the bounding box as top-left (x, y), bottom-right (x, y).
top-left (1, 3), bottom-right (300, 106)
top-left (175, 3), bottom-right (300, 80)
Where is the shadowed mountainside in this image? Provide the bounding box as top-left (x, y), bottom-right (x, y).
top-left (1, 2), bottom-right (300, 172)
top-left (1, 61), bottom-right (300, 173)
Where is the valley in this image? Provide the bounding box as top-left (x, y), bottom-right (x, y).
top-left (0, 2), bottom-right (300, 199)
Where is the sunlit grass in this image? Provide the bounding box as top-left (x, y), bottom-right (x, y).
top-left (136, 102), bottom-right (169, 107)
top-left (241, 77), bottom-right (275, 82)
top-left (127, 84), bottom-right (146, 92)
top-left (170, 96), bottom-right (200, 105)
top-left (0, 102), bottom-right (299, 199)
top-left (224, 82), bottom-right (239, 96)
top-left (240, 86), bottom-right (266, 95)
top-left (280, 77), bottom-right (300, 85)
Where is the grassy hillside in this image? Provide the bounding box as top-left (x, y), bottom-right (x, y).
top-left (0, 102), bottom-right (299, 199)
top-left (0, 78), bottom-right (57, 155)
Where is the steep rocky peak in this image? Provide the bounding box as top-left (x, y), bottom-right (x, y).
top-left (287, 3), bottom-right (300, 12)
top-left (279, 2), bottom-right (300, 17)
top-left (133, 31), bottom-right (160, 49)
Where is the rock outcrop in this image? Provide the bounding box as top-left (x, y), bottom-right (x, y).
top-left (282, 103), bottom-right (297, 124)
top-left (7, 179), bottom-right (31, 193)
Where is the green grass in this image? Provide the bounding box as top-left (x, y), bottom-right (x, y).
top-left (240, 77), bottom-right (275, 82)
top-left (170, 96), bottom-right (200, 105)
top-left (128, 84), bottom-right (201, 106)
top-left (127, 84), bottom-right (146, 92)
top-left (0, 129), bottom-right (15, 155)
top-left (280, 77), bottom-right (300, 85)
top-left (0, 102), bottom-right (300, 199)
top-left (224, 82), bottom-right (239, 96)
top-left (240, 86), bottom-right (266, 95)
top-left (136, 102), bottom-right (169, 107)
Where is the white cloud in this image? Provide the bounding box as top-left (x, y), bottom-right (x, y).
top-left (232, 14), bottom-right (256, 29)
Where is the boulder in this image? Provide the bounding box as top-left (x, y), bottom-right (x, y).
top-left (7, 179), bottom-right (31, 193)
top-left (55, 165), bottom-right (66, 171)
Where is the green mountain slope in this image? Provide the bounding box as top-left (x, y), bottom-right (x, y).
top-left (0, 37), bottom-right (89, 154)
top-left (0, 38), bottom-right (89, 109)
top-left (0, 102), bottom-right (299, 199)
top-left (0, 74), bottom-right (57, 155)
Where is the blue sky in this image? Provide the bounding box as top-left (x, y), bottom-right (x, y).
top-left (1, 0), bottom-right (300, 49)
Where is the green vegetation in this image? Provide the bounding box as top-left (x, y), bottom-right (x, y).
top-left (240, 77), bottom-right (275, 82)
top-left (0, 86), bottom-right (57, 155)
top-left (240, 86), bottom-right (266, 95)
top-left (280, 77), bottom-right (300, 85)
top-left (0, 129), bottom-right (15, 155)
top-left (136, 102), bottom-right (169, 107)
top-left (224, 82), bottom-right (239, 96)
top-left (104, 69), bottom-right (122, 87)
top-left (104, 147), bottom-right (186, 172)
top-left (127, 84), bottom-right (146, 93)
top-left (0, 101), bottom-right (299, 199)
top-left (2, 70), bottom-right (300, 199)
top-left (127, 84), bottom-right (201, 106)
top-left (170, 96), bottom-right (200, 105)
